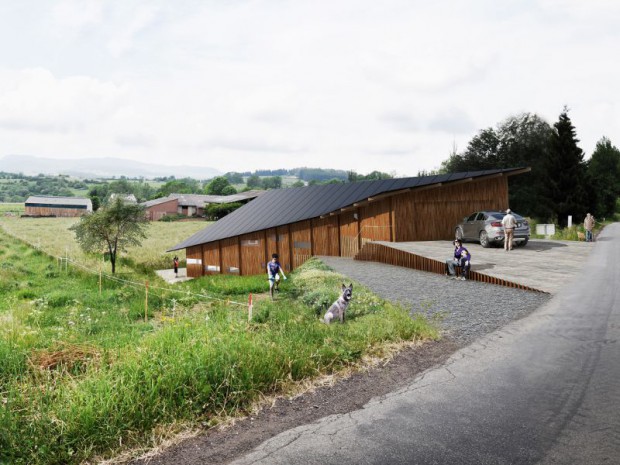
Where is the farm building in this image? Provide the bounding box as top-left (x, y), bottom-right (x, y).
top-left (169, 168), bottom-right (529, 278)
top-left (24, 196), bottom-right (93, 217)
top-left (109, 193), bottom-right (138, 204)
top-left (141, 191), bottom-right (263, 221)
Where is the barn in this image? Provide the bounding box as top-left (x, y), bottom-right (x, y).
top-left (24, 196), bottom-right (93, 217)
top-left (168, 168), bottom-right (529, 278)
top-left (142, 191), bottom-right (264, 221)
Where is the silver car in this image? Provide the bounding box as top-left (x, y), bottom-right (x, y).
top-left (455, 211), bottom-right (530, 248)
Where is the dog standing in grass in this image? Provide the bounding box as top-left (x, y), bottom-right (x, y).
top-left (323, 283), bottom-right (353, 324)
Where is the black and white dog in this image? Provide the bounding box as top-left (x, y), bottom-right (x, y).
top-left (323, 283), bottom-right (353, 324)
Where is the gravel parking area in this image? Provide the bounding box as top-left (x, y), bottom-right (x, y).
top-left (319, 256), bottom-right (551, 344)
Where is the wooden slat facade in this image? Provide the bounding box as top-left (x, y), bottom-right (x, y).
top-left (202, 241), bottom-right (221, 274)
top-left (291, 220), bottom-right (312, 269)
top-left (240, 231), bottom-right (265, 275)
top-left (24, 206), bottom-right (89, 217)
top-left (221, 238), bottom-right (240, 274)
top-left (186, 245), bottom-right (203, 277)
top-left (184, 176), bottom-right (509, 277)
top-left (339, 211), bottom-right (360, 258)
top-left (276, 226), bottom-right (292, 272)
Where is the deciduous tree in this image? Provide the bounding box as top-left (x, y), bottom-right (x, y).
top-left (587, 137), bottom-right (620, 218)
top-left (70, 198), bottom-right (148, 274)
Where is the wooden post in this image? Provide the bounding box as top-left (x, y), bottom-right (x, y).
top-left (144, 280), bottom-right (149, 322)
top-left (99, 268), bottom-right (102, 296)
top-left (248, 293), bottom-right (253, 322)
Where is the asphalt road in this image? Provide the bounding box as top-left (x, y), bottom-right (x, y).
top-left (231, 224), bottom-right (620, 465)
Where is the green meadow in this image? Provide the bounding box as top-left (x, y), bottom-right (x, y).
top-left (0, 218), bottom-right (438, 464)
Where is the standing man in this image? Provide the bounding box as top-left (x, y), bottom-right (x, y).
top-left (584, 213), bottom-right (595, 242)
top-left (502, 209), bottom-right (517, 251)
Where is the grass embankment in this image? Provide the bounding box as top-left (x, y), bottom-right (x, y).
top-left (0, 234), bottom-right (438, 464)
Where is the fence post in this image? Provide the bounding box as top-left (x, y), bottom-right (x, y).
top-left (145, 280), bottom-right (149, 322)
top-left (248, 293), bottom-right (253, 322)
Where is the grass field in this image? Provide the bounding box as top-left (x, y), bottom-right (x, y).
top-left (0, 220), bottom-right (439, 464)
top-left (0, 203), bottom-right (24, 215)
top-left (0, 216), bottom-right (209, 273)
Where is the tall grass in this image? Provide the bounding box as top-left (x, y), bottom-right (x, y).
top-left (0, 236), bottom-right (438, 465)
top-left (0, 216), bottom-right (209, 273)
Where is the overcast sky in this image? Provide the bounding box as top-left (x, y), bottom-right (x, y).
top-left (0, 0), bottom-right (618, 177)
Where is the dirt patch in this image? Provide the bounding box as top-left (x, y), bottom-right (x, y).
top-left (130, 338), bottom-right (460, 465)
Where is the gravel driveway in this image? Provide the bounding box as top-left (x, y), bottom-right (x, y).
top-left (319, 256), bottom-right (551, 344)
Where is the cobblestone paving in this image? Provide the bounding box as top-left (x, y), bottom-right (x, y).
top-left (319, 256), bottom-right (551, 344)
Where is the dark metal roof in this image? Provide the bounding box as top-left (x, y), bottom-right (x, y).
top-left (168, 168), bottom-right (526, 251)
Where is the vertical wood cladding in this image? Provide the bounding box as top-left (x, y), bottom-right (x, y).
top-left (339, 211), bottom-right (359, 257)
top-left (393, 177), bottom-right (508, 241)
top-left (276, 225), bottom-right (292, 272)
top-left (312, 216), bottom-right (339, 256)
top-left (240, 231), bottom-right (265, 275)
top-left (24, 206), bottom-right (89, 217)
top-left (202, 241), bottom-right (220, 275)
top-left (290, 220), bottom-right (312, 269)
top-left (220, 237), bottom-right (240, 274)
top-left (186, 245), bottom-right (203, 278)
top-left (266, 228), bottom-right (278, 260)
top-left (359, 200), bottom-right (391, 246)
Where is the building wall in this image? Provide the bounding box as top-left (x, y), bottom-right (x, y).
top-left (24, 206), bottom-right (89, 217)
top-left (220, 237), bottom-right (240, 274)
top-left (393, 176), bottom-right (508, 241)
top-left (146, 199), bottom-right (178, 221)
top-left (240, 231), bottom-right (265, 275)
top-left (202, 241), bottom-right (221, 274)
top-left (184, 176), bottom-right (510, 278)
top-left (186, 245), bottom-right (203, 276)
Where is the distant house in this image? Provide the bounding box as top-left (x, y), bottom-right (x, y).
top-left (24, 196), bottom-right (92, 217)
top-left (168, 168), bottom-right (530, 277)
top-left (109, 193), bottom-right (138, 204)
top-left (141, 190), bottom-right (263, 221)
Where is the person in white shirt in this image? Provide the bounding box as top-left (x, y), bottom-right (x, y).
top-left (501, 209), bottom-right (517, 251)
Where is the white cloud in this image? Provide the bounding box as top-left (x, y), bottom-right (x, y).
top-left (0, 68), bottom-right (127, 133)
top-left (51, 0), bottom-right (104, 38)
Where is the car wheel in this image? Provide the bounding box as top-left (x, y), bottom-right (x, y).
top-left (516, 237), bottom-right (529, 247)
top-left (480, 231), bottom-right (490, 248)
top-left (455, 227), bottom-right (464, 241)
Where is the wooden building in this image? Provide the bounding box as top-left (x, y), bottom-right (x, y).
top-left (169, 168), bottom-right (529, 277)
top-left (24, 196), bottom-right (92, 217)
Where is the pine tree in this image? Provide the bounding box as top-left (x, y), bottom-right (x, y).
top-left (545, 108), bottom-right (588, 226)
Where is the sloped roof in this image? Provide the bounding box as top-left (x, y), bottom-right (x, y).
top-left (25, 196), bottom-right (92, 209)
top-left (142, 191), bottom-right (264, 209)
top-left (141, 196), bottom-right (179, 208)
top-left (168, 168), bottom-right (528, 251)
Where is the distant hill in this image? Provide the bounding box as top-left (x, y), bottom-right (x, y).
top-left (0, 155), bottom-right (221, 180)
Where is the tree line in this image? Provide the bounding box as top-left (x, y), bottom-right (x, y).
top-left (441, 108), bottom-right (620, 226)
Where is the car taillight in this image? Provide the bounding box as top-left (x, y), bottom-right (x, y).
top-left (491, 221), bottom-right (502, 227)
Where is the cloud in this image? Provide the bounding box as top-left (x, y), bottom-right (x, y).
top-left (106, 5), bottom-right (160, 58)
top-left (51, 0), bottom-right (104, 38)
top-left (428, 109), bottom-right (478, 134)
top-left (0, 68), bottom-right (127, 133)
